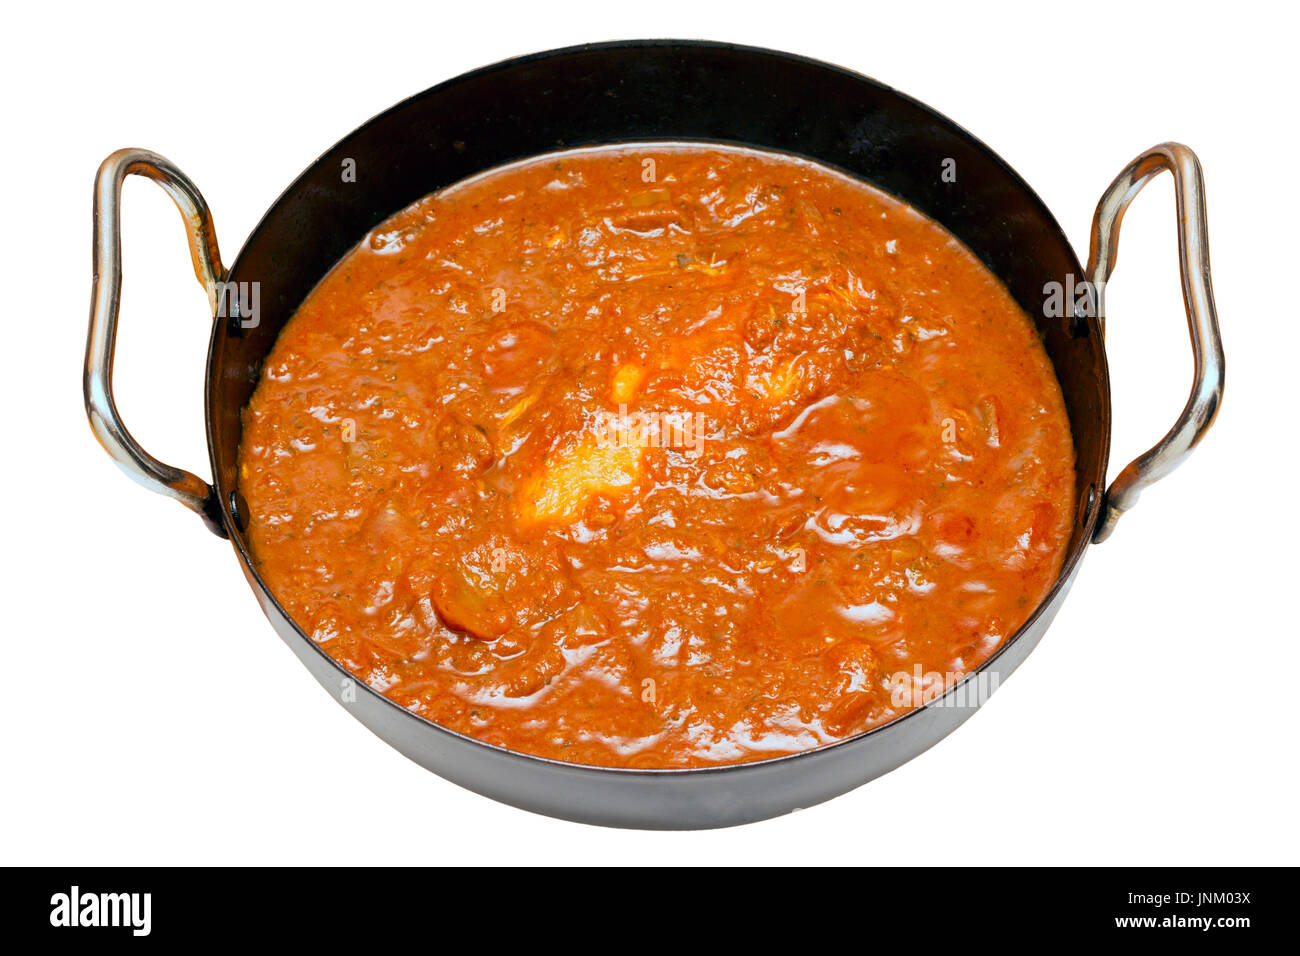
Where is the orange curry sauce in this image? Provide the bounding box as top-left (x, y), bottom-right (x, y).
top-left (239, 144), bottom-right (1075, 768)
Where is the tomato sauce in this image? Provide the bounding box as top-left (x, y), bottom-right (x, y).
top-left (239, 144), bottom-right (1075, 767)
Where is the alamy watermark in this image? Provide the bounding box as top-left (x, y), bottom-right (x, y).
top-left (50, 886), bottom-right (151, 937)
top-left (210, 279), bottom-right (260, 329)
top-left (889, 665), bottom-right (1001, 709)
top-left (1043, 274), bottom-right (1104, 319)
top-left (595, 405), bottom-right (707, 457)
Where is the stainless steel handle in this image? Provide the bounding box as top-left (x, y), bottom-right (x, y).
top-left (1088, 143), bottom-right (1225, 543)
top-left (84, 148), bottom-right (228, 537)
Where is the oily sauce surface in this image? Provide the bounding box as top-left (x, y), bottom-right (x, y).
top-left (239, 145), bottom-right (1075, 768)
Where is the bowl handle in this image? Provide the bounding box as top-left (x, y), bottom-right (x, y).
top-left (1087, 143), bottom-right (1225, 543)
top-left (84, 148), bottom-right (228, 537)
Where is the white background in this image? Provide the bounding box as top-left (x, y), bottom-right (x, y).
top-left (2, 1), bottom-right (1295, 865)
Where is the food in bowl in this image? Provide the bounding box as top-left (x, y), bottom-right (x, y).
top-left (238, 143), bottom-right (1074, 768)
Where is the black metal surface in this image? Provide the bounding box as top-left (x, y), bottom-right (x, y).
top-left (204, 40), bottom-right (1110, 828)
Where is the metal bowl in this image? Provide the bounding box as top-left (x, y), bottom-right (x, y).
top-left (84, 40), bottom-right (1223, 828)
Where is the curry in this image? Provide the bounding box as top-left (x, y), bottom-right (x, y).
top-left (238, 144), bottom-right (1075, 768)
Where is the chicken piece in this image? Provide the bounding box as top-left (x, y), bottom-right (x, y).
top-left (610, 363), bottom-right (648, 405)
top-left (429, 563), bottom-right (512, 640)
top-left (515, 432), bottom-right (644, 525)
